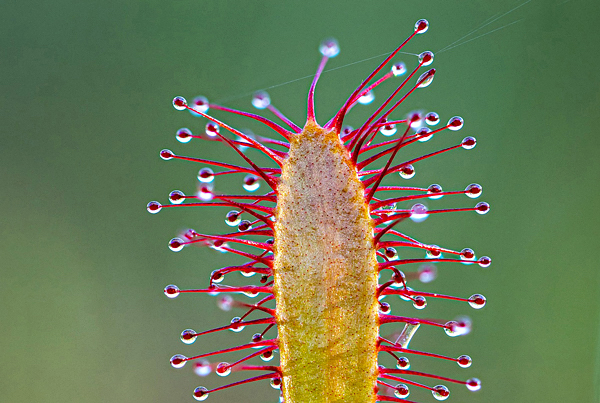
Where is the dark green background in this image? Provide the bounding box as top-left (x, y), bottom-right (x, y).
top-left (2, 1), bottom-right (598, 402)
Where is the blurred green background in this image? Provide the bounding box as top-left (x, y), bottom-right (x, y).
top-left (2, 0), bottom-right (598, 402)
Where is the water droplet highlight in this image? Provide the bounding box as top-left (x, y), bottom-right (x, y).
top-left (410, 203), bottom-right (429, 222)
top-left (193, 386), bottom-right (209, 401)
top-left (169, 190), bottom-right (185, 204)
top-left (252, 91), bottom-right (271, 109)
top-left (432, 385), bottom-right (450, 401)
top-left (205, 122), bottom-right (219, 137)
top-left (191, 96), bottom-right (209, 114)
top-left (147, 201), bottom-right (162, 214)
top-left (447, 116), bottom-right (464, 131)
top-left (466, 378), bottom-right (482, 392)
top-left (394, 384), bottom-right (410, 398)
top-left (319, 38), bottom-right (340, 58)
top-left (465, 183), bottom-right (482, 198)
top-left (170, 354), bottom-right (187, 369)
top-left (419, 51), bottom-right (434, 66)
top-left (475, 202), bottom-right (489, 215)
top-left (427, 184), bottom-right (443, 199)
top-left (169, 238), bottom-right (185, 252)
top-left (412, 295), bottom-right (427, 309)
top-left (462, 136), bottom-right (476, 150)
top-left (243, 174), bottom-right (260, 192)
top-left (160, 149), bottom-right (174, 160)
top-left (478, 256), bottom-right (491, 268)
top-left (176, 127), bottom-right (192, 143)
top-left (457, 355), bottom-right (472, 368)
top-left (415, 19), bottom-right (429, 34)
top-left (216, 362), bottom-right (231, 377)
top-left (225, 210), bottom-right (241, 227)
top-left (399, 164), bottom-right (415, 179)
top-left (468, 294), bottom-right (486, 309)
top-left (173, 96), bottom-right (187, 111)
top-left (164, 284), bottom-right (180, 299)
top-left (417, 68), bottom-right (435, 88)
top-left (181, 329), bottom-right (197, 344)
top-left (425, 112), bottom-right (440, 125)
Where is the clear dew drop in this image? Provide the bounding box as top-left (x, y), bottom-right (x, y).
top-left (394, 384), bottom-right (410, 399)
top-left (466, 378), bottom-right (482, 392)
top-left (197, 168), bottom-right (215, 183)
top-left (341, 125), bottom-right (354, 137)
top-left (380, 122), bottom-right (397, 136)
top-left (225, 210), bottom-right (241, 227)
top-left (319, 37), bottom-right (340, 58)
top-left (169, 190), bottom-right (185, 204)
top-left (170, 354), bottom-right (187, 369)
top-left (417, 127), bottom-right (432, 142)
top-left (379, 301), bottom-right (391, 314)
top-left (241, 269), bottom-right (256, 278)
top-left (418, 51), bottom-right (434, 67)
top-left (194, 360), bottom-right (212, 377)
top-left (478, 256), bottom-right (491, 268)
top-left (465, 183), bottom-right (482, 198)
top-left (243, 174), bottom-right (261, 192)
top-left (358, 90), bottom-right (375, 105)
top-left (475, 202), bottom-right (490, 215)
top-left (147, 201), bottom-right (162, 214)
top-left (447, 116), bottom-right (464, 131)
top-left (197, 185), bottom-right (214, 201)
top-left (173, 96), bottom-right (187, 111)
top-left (417, 69), bottom-right (435, 88)
top-left (468, 294), bottom-right (486, 309)
top-left (169, 238), bottom-right (185, 252)
top-left (412, 295), bottom-right (427, 309)
top-left (160, 149), bottom-right (174, 161)
top-left (415, 19), bottom-right (429, 34)
top-left (444, 321), bottom-right (460, 337)
top-left (164, 284), bottom-right (180, 299)
top-left (409, 111), bottom-right (424, 128)
top-left (238, 220), bottom-right (253, 232)
top-left (229, 317), bottom-right (245, 332)
top-left (261, 350), bottom-right (275, 362)
top-left (216, 362), bottom-right (231, 377)
top-left (385, 247), bottom-right (398, 260)
top-left (410, 203), bottom-right (429, 222)
top-left (399, 164), bottom-right (415, 179)
top-left (426, 246), bottom-right (442, 259)
top-left (457, 355), bottom-right (472, 368)
top-left (427, 184), bottom-right (443, 199)
top-left (205, 122), bottom-right (220, 137)
top-left (252, 91), bottom-right (271, 109)
top-left (425, 111), bottom-right (440, 125)
top-left (396, 357), bottom-right (410, 370)
top-left (460, 248), bottom-right (476, 264)
top-left (462, 136), bottom-right (476, 150)
top-left (270, 377), bottom-right (282, 390)
top-left (445, 319), bottom-right (471, 337)
top-left (392, 62), bottom-right (407, 76)
top-left (211, 270), bottom-right (224, 283)
top-left (432, 385), bottom-right (450, 401)
top-left (193, 386), bottom-right (209, 401)
top-left (418, 264), bottom-right (437, 283)
top-left (217, 295), bottom-right (233, 311)
top-left (180, 329), bottom-right (197, 344)
top-left (176, 127), bottom-right (193, 143)
top-left (191, 96), bottom-right (209, 114)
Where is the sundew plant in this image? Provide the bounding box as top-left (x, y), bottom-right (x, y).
top-left (148, 19), bottom-right (490, 403)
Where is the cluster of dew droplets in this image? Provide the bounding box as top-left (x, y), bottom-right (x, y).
top-left (153, 17), bottom-right (494, 403)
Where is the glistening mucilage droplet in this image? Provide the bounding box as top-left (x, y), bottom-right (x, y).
top-left (152, 17), bottom-right (490, 403)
